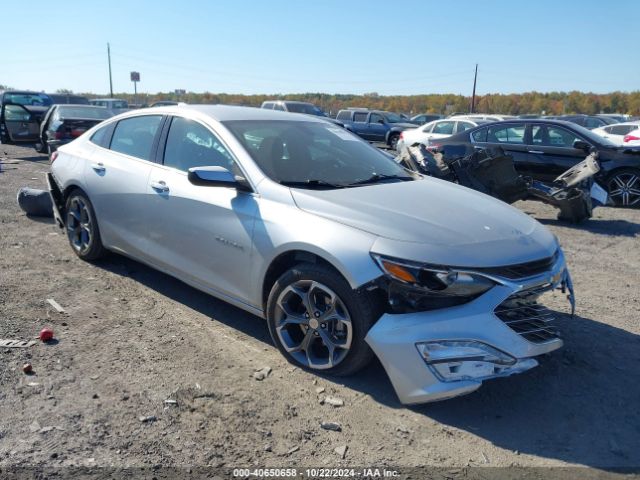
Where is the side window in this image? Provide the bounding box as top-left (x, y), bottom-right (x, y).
top-left (456, 121), bottom-right (474, 133)
top-left (584, 117), bottom-right (603, 129)
top-left (90, 124), bottom-right (112, 147)
top-left (4, 104), bottom-right (32, 121)
top-left (422, 123), bottom-right (434, 133)
top-left (353, 112), bottom-right (368, 123)
top-left (472, 127), bottom-right (487, 142)
top-left (336, 111), bottom-right (351, 121)
top-left (273, 103), bottom-right (285, 111)
top-left (262, 102), bottom-right (274, 109)
top-left (163, 117), bottom-right (237, 173)
top-left (369, 113), bottom-right (384, 124)
top-left (601, 126), bottom-right (613, 134)
top-left (487, 124), bottom-right (525, 144)
top-left (546, 127), bottom-right (581, 147)
top-left (532, 126), bottom-right (581, 147)
top-left (431, 121), bottom-right (455, 135)
top-left (110, 115), bottom-right (162, 160)
top-left (610, 125), bottom-right (635, 135)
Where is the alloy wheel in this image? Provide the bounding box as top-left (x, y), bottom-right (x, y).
top-left (274, 280), bottom-right (352, 370)
top-left (66, 196), bottom-right (93, 254)
top-left (608, 172), bottom-right (640, 206)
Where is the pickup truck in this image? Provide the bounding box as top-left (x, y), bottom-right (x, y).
top-left (335, 109), bottom-right (417, 149)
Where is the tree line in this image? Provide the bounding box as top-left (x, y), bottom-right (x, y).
top-left (103, 90), bottom-right (640, 116)
top-left (3, 84), bottom-right (640, 115)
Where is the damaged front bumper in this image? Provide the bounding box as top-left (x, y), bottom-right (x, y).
top-left (365, 252), bottom-right (574, 404)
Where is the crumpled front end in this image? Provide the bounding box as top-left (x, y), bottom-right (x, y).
top-left (365, 250), bottom-right (574, 404)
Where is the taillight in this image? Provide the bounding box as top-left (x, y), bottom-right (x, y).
top-left (50, 151), bottom-right (59, 164)
top-left (55, 131), bottom-right (65, 140)
top-left (623, 135), bottom-right (640, 143)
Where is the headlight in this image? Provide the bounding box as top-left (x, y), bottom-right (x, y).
top-left (371, 254), bottom-right (495, 298)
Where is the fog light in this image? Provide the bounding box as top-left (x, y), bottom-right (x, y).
top-left (416, 341), bottom-right (517, 382)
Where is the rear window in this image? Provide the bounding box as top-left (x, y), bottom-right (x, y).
top-left (353, 112), bottom-right (368, 123)
top-left (57, 107), bottom-right (112, 120)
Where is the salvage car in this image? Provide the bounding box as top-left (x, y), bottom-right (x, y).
top-left (432, 119), bottom-right (640, 207)
top-left (48, 105), bottom-right (574, 404)
top-left (397, 118), bottom-right (489, 151)
top-left (35, 104), bottom-right (114, 156)
top-left (0, 90), bottom-right (52, 144)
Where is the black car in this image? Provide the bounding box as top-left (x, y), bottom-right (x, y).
top-left (432, 119), bottom-right (640, 207)
top-left (549, 114), bottom-right (616, 130)
top-left (0, 90), bottom-right (53, 144)
top-left (35, 105), bottom-right (114, 156)
top-left (47, 93), bottom-right (90, 105)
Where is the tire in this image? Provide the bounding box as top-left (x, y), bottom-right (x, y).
top-left (388, 133), bottom-right (400, 150)
top-left (606, 168), bottom-right (640, 207)
top-left (266, 263), bottom-right (377, 376)
top-left (64, 189), bottom-right (107, 260)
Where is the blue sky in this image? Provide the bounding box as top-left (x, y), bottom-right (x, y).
top-left (2, 0), bottom-right (638, 96)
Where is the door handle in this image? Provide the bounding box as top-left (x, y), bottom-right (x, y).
top-left (91, 162), bottom-right (105, 172)
top-left (528, 150), bottom-right (544, 154)
top-left (150, 180), bottom-right (169, 193)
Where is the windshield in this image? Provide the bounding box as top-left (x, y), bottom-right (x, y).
top-left (57, 106), bottom-right (113, 119)
top-left (224, 120), bottom-right (415, 187)
top-left (286, 103), bottom-right (325, 116)
top-left (382, 112), bottom-right (404, 123)
top-left (4, 92), bottom-right (52, 107)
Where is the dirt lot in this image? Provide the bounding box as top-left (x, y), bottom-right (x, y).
top-left (1, 144), bottom-right (639, 477)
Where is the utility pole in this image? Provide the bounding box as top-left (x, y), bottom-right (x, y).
top-left (107, 43), bottom-right (113, 98)
top-left (470, 63), bottom-right (478, 113)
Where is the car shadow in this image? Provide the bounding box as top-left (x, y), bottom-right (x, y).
top-left (539, 217), bottom-right (640, 237)
top-left (97, 254), bottom-right (639, 469)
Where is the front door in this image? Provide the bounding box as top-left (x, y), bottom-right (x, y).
top-left (146, 115), bottom-right (258, 302)
top-left (1, 104), bottom-right (40, 142)
top-left (525, 124), bottom-right (588, 182)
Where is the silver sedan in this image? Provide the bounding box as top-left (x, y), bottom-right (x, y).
top-left (47, 105), bottom-right (574, 404)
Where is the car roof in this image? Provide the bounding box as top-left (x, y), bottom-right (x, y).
top-left (144, 104), bottom-right (329, 123)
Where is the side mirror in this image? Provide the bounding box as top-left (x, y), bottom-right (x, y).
top-left (573, 140), bottom-right (590, 151)
top-left (377, 119), bottom-right (385, 124)
top-left (187, 166), bottom-right (251, 191)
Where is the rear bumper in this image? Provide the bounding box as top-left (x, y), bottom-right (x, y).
top-left (46, 172), bottom-right (65, 228)
top-left (365, 254), bottom-right (573, 404)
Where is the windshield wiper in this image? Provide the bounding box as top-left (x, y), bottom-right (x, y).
top-left (279, 179), bottom-right (346, 189)
top-left (345, 173), bottom-right (414, 186)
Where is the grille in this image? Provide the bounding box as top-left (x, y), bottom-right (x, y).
top-left (475, 250), bottom-right (559, 280)
top-left (494, 286), bottom-right (559, 343)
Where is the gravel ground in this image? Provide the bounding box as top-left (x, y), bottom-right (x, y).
top-left (0, 144), bottom-right (639, 478)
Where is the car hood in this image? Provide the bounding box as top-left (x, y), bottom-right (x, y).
top-left (291, 178), bottom-right (557, 267)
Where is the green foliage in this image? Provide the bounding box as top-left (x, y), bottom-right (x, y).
top-left (79, 90), bottom-right (640, 115)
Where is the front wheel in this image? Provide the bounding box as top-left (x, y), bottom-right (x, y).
top-left (606, 169), bottom-right (640, 207)
top-left (266, 264), bottom-right (377, 376)
top-left (64, 189), bottom-right (107, 260)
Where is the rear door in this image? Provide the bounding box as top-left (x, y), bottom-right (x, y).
top-left (473, 122), bottom-right (531, 172)
top-left (525, 124), bottom-right (589, 181)
top-left (83, 114), bottom-right (164, 257)
top-left (1, 104), bottom-right (40, 142)
top-left (350, 111), bottom-right (370, 139)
